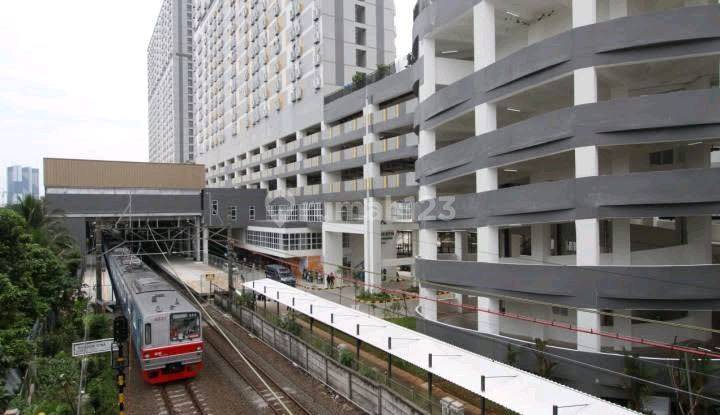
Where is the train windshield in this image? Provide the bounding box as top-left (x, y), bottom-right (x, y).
top-left (170, 312), bottom-right (200, 342)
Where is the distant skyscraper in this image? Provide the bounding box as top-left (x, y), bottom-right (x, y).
top-left (6, 165), bottom-right (39, 205)
top-left (147, 0), bottom-right (194, 163)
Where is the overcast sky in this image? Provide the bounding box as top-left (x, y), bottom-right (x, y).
top-left (0, 0), bottom-right (414, 196)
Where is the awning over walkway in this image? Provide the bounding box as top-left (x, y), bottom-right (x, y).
top-left (243, 279), bottom-right (639, 415)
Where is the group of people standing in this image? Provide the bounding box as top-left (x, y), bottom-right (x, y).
top-left (301, 269), bottom-right (338, 288)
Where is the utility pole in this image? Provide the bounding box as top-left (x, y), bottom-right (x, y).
top-left (94, 222), bottom-right (103, 307)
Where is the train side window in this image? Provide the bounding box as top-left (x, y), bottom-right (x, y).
top-left (144, 323), bottom-right (152, 345)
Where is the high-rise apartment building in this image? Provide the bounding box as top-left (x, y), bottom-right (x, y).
top-left (194, 0), bottom-right (401, 278)
top-left (148, 0), bottom-right (195, 163)
top-left (6, 165), bottom-right (39, 205)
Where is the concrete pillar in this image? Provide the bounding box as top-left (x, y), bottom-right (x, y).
top-left (531, 223), bottom-right (550, 263)
top-left (277, 177), bottom-right (287, 191)
top-left (323, 230), bottom-right (343, 279)
top-left (454, 231), bottom-right (467, 261)
top-left (573, 0), bottom-right (597, 28)
top-left (419, 38), bottom-right (435, 100)
top-left (611, 150), bottom-right (631, 265)
top-left (608, 0), bottom-right (628, 19)
top-left (420, 285), bottom-right (438, 321)
top-left (612, 219), bottom-right (631, 265)
top-left (687, 216), bottom-right (713, 264)
top-left (476, 167), bottom-right (499, 334)
top-left (573, 42), bottom-right (601, 349)
top-left (296, 174), bottom-right (307, 187)
top-left (363, 197), bottom-right (382, 291)
top-left (202, 226), bottom-right (209, 265)
top-left (473, 1), bottom-right (495, 71)
top-left (476, 168), bottom-right (499, 263)
top-left (195, 218), bottom-right (202, 261)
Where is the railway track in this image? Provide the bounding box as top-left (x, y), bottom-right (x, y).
top-left (158, 381), bottom-right (211, 415)
top-left (202, 325), bottom-right (311, 415)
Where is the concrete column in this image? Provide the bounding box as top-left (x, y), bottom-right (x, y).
top-left (322, 230), bottom-right (343, 279)
top-left (608, 0), bottom-right (628, 19)
top-left (419, 38), bottom-right (435, 100)
top-left (363, 197), bottom-right (382, 291)
top-left (573, 50), bottom-right (601, 349)
top-left (277, 177), bottom-right (287, 191)
top-left (195, 218), bottom-right (202, 261)
top-left (454, 231), bottom-right (467, 261)
top-left (573, 0), bottom-right (597, 28)
top-left (420, 285), bottom-right (438, 321)
top-left (296, 174), bottom-right (307, 187)
top-left (612, 219), bottom-right (631, 265)
top-left (202, 226), bottom-right (209, 265)
top-left (612, 150), bottom-right (631, 265)
top-left (476, 167), bottom-right (500, 334)
top-left (473, 1), bottom-right (495, 71)
top-left (687, 216), bottom-right (713, 264)
top-left (531, 223), bottom-right (550, 263)
top-left (476, 168), bottom-right (499, 263)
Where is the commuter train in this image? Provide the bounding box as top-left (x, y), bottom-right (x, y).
top-left (106, 247), bottom-right (203, 383)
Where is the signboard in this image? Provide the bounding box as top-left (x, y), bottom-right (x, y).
top-left (205, 273), bottom-right (216, 282)
top-left (72, 338), bottom-right (116, 357)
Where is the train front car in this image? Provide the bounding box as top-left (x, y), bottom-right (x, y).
top-left (135, 280), bottom-right (204, 383)
top-left (107, 248), bottom-right (203, 384)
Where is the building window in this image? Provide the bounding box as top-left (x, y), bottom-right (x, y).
top-left (355, 27), bottom-right (366, 46)
top-left (551, 306), bottom-right (569, 317)
top-left (230, 206), bottom-right (237, 221)
top-left (437, 232), bottom-right (455, 254)
top-left (355, 49), bottom-right (366, 67)
top-left (355, 5), bottom-right (365, 23)
top-left (246, 230), bottom-right (322, 251)
top-left (649, 149), bottom-right (674, 165)
top-left (468, 232), bottom-right (477, 254)
top-left (342, 234), bottom-right (351, 248)
top-left (249, 205), bottom-right (255, 220)
top-left (396, 231), bottom-right (413, 258)
top-left (211, 200), bottom-right (219, 216)
top-left (601, 310), bottom-right (614, 327)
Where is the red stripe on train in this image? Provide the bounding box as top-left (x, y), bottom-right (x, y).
top-left (141, 341), bottom-right (203, 358)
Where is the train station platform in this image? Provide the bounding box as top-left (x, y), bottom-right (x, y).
top-left (152, 256), bottom-right (229, 296)
top-left (243, 278), bottom-right (639, 415)
top-left (82, 264), bottom-right (114, 304)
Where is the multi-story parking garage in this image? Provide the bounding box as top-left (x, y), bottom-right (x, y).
top-left (410, 0), bottom-right (720, 406)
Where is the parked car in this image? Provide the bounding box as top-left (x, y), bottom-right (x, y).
top-left (265, 264), bottom-right (296, 287)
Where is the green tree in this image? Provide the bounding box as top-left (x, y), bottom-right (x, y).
top-left (10, 195), bottom-right (80, 269)
top-left (622, 350), bottom-right (655, 413)
top-left (0, 210), bottom-right (76, 388)
top-left (533, 338), bottom-right (558, 380)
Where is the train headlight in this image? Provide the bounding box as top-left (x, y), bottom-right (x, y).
top-left (144, 353), bottom-right (150, 359)
top-left (196, 346), bottom-right (202, 351)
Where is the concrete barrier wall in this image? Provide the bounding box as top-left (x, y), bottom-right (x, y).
top-left (218, 299), bottom-right (426, 415)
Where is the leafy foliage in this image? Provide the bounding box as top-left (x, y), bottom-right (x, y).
top-left (622, 350), bottom-right (655, 413)
top-left (533, 338), bottom-right (558, 380)
top-left (0, 202), bottom-right (114, 414)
